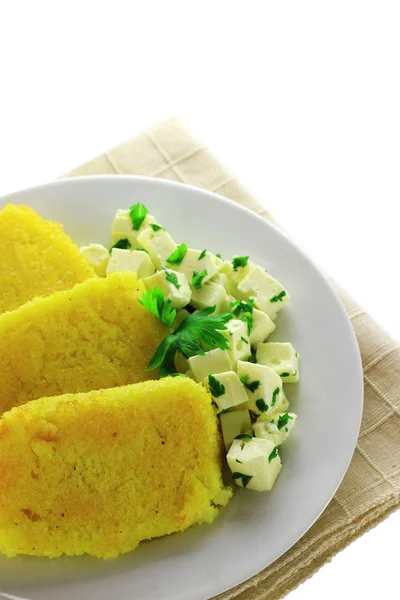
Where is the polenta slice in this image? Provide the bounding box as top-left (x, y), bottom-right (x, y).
top-left (0, 272), bottom-right (167, 415)
top-left (0, 203), bottom-right (95, 314)
top-left (0, 377), bottom-right (230, 558)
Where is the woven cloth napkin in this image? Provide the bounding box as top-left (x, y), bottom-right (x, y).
top-left (66, 117), bottom-right (400, 600)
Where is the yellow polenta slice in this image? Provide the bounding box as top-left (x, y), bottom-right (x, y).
top-left (0, 377), bottom-right (230, 558)
top-left (0, 204), bottom-right (95, 314)
top-left (0, 272), bottom-right (167, 415)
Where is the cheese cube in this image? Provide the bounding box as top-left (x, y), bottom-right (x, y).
top-left (203, 371), bottom-right (248, 414)
top-left (227, 438), bottom-right (282, 492)
top-left (258, 388), bottom-right (290, 421)
top-left (144, 269), bottom-right (191, 309)
top-left (80, 244), bottom-right (110, 277)
top-left (220, 261), bottom-right (255, 296)
top-left (188, 348), bottom-right (232, 383)
top-left (237, 266), bottom-right (289, 318)
top-left (106, 249), bottom-right (155, 278)
top-left (221, 319), bottom-right (251, 364)
top-left (256, 342), bottom-right (300, 383)
top-left (210, 272), bottom-right (228, 287)
top-left (236, 360), bottom-right (284, 417)
top-left (220, 409), bottom-right (252, 451)
top-left (173, 308), bottom-right (190, 331)
top-left (190, 282), bottom-right (229, 314)
top-left (250, 309), bottom-right (276, 347)
top-left (176, 249), bottom-right (223, 284)
top-left (111, 209), bottom-right (156, 246)
top-left (253, 412), bottom-right (297, 445)
top-left (137, 228), bottom-right (177, 269)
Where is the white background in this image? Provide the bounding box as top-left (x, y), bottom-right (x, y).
top-left (0, 1), bottom-right (399, 598)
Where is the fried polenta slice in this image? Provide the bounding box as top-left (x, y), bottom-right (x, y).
top-left (0, 272), bottom-right (167, 415)
top-left (0, 204), bottom-right (95, 314)
top-left (0, 377), bottom-right (230, 558)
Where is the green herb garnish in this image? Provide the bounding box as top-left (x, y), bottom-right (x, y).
top-left (232, 472), bottom-right (253, 488)
top-left (240, 375), bottom-right (249, 384)
top-left (241, 336), bottom-right (249, 345)
top-left (192, 269), bottom-right (208, 289)
top-left (268, 447), bottom-right (279, 463)
top-left (149, 224), bottom-right (164, 232)
top-left (280, 372), bottom-right (290, 377)
top-left (232, 256), bottom-right (249, 271)
top-left (242, 312), bottom-right (254, 334)
top-left (110, 238), bottom-right (131, 253)
top-left (211, 400), bottom-right (219, 409)
top-left (244, 380), bottom-right (260, 393)
top-left (236, 459), bottom-right (243, 464)
top-left (215, 253), bottom-right (223, 259)
top-left (135, 247), bottom-right (148, 253)
top-left (256, 398), bottom-right (269, 413)
top-left (198, 249), bottom-right (207, 260)
top-left (234, 434), bottom-right (253, 441)
top-left (138, 287), bottom-right (176, 328)
top-left (248, 353), bottom-right (257, 364)
top-left (230, 299), bottom-right (255, 316)
top-left (277, 413), bottom-right (293, 430)
top-left (271, 387), bottom-right (280, 406)
top-left (129, 203), bottom-right (148, 231)
top-left (270, 290), bottom-right (287, 303)
top-left (163, 268), bottom-right (181, 289)
top-left (167, 243), bottom-right (188, 266)
top-left (208, 374), bottom-right (225, 398)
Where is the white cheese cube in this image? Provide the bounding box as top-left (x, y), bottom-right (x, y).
top-left (253, 412), bottom-right (297, 445)
top-left (172, 308), bottom-right (191, 331)
top-left (237, 266), bottom-right (289, 318)
top-left (256, 342), bottom-right (300, 383)
top-left (111, 209), bottom-right (156, 246)
top-left (236, 360), bottom-right (284, 417)
top-left (203, 371), bottom-right (248, 414)
top-left (220, 409), bottom-right (252, 451)
top-left (221, 319), bottom-right (251, 364)
top-left (190, 281), bottom-right (229, 314)
top-left (220, 261), bottom-right (255, 296)
top-left (137, 228), bottom-right (177, 269)
top-left (188, 348), bottom-right (232, 383)
top-left (106, 248), bottom-right (155, 278)
top-left (227, 438), bottom-right (282, 492)
top-left (80, 244), bottom-right (109, 276)
top-left (210, 272), bottom-right (228, 287)
top-left (143, 269), bottom-right (191, 309)
top-left (176, 249), bottom-right (223, 285)
top-left (258, 388), bottom-right (290, 421)
top-left (249, 309), bottom-right (276, 347)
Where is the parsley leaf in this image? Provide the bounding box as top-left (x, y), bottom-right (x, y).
top-left (198, 249), bottom-right (207, 260)
top-left (234, 434), bottom-right (252, 441)
top-left (270, 290), bottom-right (287, 303)
top-left (129, 203), bottom-right (148, 231)
top-left (241, 336), bottom-right (249, 344)
top-left (232, 256), bottom-right (249, 271)
top-left (166, 243), bottom-right (188, 266)
top-left (236, 459), bottom-right (243, 464)
top-left (215, 253), bottom-right (223, 259)
top-left (244, 380), bottom-right (260, 393)
top-left (163, 268), bottom-right (181, 289)
top-left (230, 299), bottom-right (255, 317)
top-left (149, 224), bottom-right (164, 232)
top-left (271, 387), bottom-right (281, 406)
top-left (232, 472), bottom-right (253, 488)
top-left (256, 398), bottom-right (269, 412)
top-left (110, 238), bottom-right (131, 253)
top-left (277, 413), bottom-right (293, 430)
top-left (248, 353), bottom-right (257, 364)
top-left (268, 447), bottom-right (279, 463)
top-left (280, 372), bottom-right (290, 377)
top-left (138, 287), bottom-right (176, 328)
top-left (208, 374), bottom-right (225, 398)
top-left (192, 269), bottom-right (208, 289)
top-left (240, 375), bottom-right (249, 384)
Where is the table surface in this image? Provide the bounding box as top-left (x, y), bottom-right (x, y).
top-left (0, 2), bottom-right (399, 598)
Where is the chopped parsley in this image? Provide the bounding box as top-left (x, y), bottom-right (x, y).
top-left (244, 380), bottom-right (260, 393)
top-left (167, 243), bottom-right (188, 266)
top-left (198, 249), bottom-right (207, 260)
top-left (163, 268), bottom-right (181, 289)
top-left (208, 374), bottom-right (225, 398)
top-left (234, 434), bottom-right (252, 441)
top-left (271, 387), bottom-right (281, 406)
top-left (242, 311), bottom-right (254, 334)
top-left (232, 472), bottom-right (253, 488)
top-left (215, 253), bottom-right (223, 259)
top-left (230, 299), bottom-right (255, 317)
top-left (240, 375), bottom-right (249, 384)
top-left (109, 238), bottom-right (131, 253)
top-left (268, 447), bottom-right (279, 463)
top-left (241, 336), bottom-right (249, 345)
top-left (192, 269), bottom-right (208, 289)
top-left (232, 256), bottom-right (249, 271)
top-left (135, 247), bottom-right (148, 253)
top-left (247, 353), bottom-right (257, 364)
top-left (129, 203), bottom-right (148, 231)
top-left (277, 413), bottom-right (293, 430)
top-left (138, 287), bottom-right (176, 328)
top-left (149, 224), bottom-right (164, 232)
top-left (270, 290), bottom-right (287, 303)
top-left (236, 459), bottom-right (243, 464)
top-left (211, 400), bottom-right (219, 409)
top-left (280, 372), bottom-right (290, 377)
top-left (256, 398), bottom-right (269, 412)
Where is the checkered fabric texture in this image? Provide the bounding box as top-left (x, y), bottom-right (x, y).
top-left (67, 117), bottom-right (400, 600)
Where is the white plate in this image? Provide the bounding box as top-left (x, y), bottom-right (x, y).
top-left (0, 176), bottom-right (363, 600)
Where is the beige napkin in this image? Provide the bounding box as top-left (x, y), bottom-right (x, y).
top-left (67, 117), bottom-right (400, 600)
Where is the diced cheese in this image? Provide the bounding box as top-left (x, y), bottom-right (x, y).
top-left (227, 438), bottom-right (282, 492)
top-left (220, 319), bottom-right (251, 364)
top-left (137, 228), bottom-right (177, 269)
top-left (106, 249), bottom-right (155, 278)
top-left (172, 308), bottom-right (190, 331)
top-left (80, 244), bottom-right (110, 276)
top-left (220, 261), bottom-right (255, 296)
top-left (237, 266), bottom-right (289, 318)
top-left (175, 249), bottom-right (223, 285)
top-left (236, 360), bottom-right (284, 417)
top-left (253, 412), bottom-right (297, 445)
top-left (203, 371), bottom-right (248, 414)
top-left (190, 281), bottom-right (229, 314)
top-left (143, 269), bottom-right (191, 309)
top-left (256, 342), bottom-right (300, 383)
top-left (111, 209), bottom-right (156, 246)
top-left (210, 272), bottom-right (228, 287)
top-left (249, 309), bottom-right (276, 347)
top-left (220, 409), bottom-right (252, 451)
top-left (188, 348), bottom-right (232, 383)
top-left (258, 388), bottom-right (290, 421)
